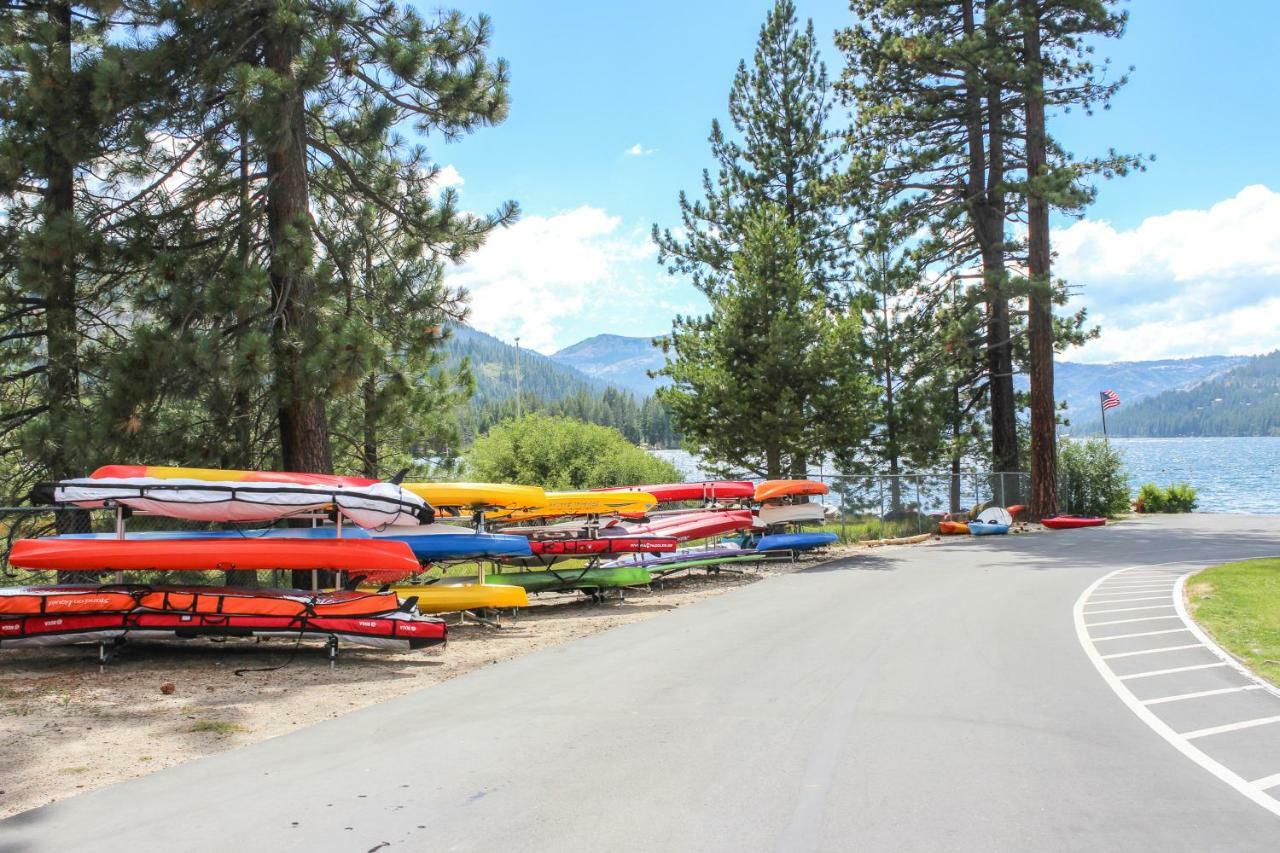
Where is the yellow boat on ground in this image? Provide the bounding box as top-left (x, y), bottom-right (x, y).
top-left (490, 490), bottom-right (657, 523)
top-left (362, 583), bottom-right (529, 613)
top-left (402, 482), bottom-right (547, 512)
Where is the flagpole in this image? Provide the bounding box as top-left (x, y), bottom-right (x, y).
top-left (1099, 392), bottom-right (1109, 448)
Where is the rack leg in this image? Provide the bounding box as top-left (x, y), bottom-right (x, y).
top-left (327, 636), bottom-right (339, 668)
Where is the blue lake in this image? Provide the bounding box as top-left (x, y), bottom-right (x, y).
top-left (653, 437), bottom-right (1280, 514)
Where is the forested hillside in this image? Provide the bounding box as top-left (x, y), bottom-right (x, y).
top-left (1099, 351), bottom-right (1280, 436)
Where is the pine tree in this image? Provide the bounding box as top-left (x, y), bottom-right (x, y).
top-left (654, 0), bottom-right (850, 300)
top-left (658, 204), bottom-right (870, 478)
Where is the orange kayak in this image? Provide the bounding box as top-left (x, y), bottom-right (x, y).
top-left (754, 480), bottom-right (829, 502)
top-left (938, 521), bottom-right (970, 535)
top-left (8, 538), bottom-right (420, 577)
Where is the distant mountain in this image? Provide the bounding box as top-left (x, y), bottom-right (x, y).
top-left (442, 324), bottom-right (609, 404)
top-left (1092, 351), bottom-right (1280, 437)
top-left (551, 334), bottom-right (668, 397)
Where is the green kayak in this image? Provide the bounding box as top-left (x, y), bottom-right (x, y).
top-left (646, 554), bottom-right (766, 577)
top-left (440, 565), bottom-right (653, 594)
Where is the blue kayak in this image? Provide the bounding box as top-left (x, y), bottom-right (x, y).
top-left (56, 525), bottom-right (532, 560)
top-left (968, 521), bottom-right (1009, 536)
top-left (753, 532), bottom-right (839, 552)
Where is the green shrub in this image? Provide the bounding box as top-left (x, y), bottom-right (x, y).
top-left (1057, 439), bottom-right (1130, 517)
top-left (1136, 481), bottom-right (1198, 513)
top-left (464, 414), bottom-right (683, 489)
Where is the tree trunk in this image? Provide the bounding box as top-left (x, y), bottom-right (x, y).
top-left (766, 444), bottom-right (781, 480)
top-left (361, 373), bottom-right (378, 479)
top-left (1022, 0), bottom-right (1058, 519)
top-left (881, 281), bottom-right (902, 512)
top-left (262, 14), bottom-right (332, 476)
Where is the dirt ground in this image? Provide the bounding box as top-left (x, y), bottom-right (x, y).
top-left (0, 546), bottom-right (880, 818)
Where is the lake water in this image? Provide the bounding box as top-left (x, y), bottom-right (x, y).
top-left (652, 437), bottom-right (1280, 514)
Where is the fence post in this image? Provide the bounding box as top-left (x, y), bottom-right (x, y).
top-left (914, 475), bottom-right (922, 535)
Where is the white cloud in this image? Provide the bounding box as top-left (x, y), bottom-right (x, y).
top-left (448, 206), bottom-right (680, 352)
top-left (1058, 185), bottom-right (1280, 361)
top-left (624, 143), bottom-right (656, 157)
top-left (433, 164), bottom-right (464, 188)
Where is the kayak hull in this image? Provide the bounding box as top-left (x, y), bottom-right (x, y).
top-left (968, 521), bottom-right (1010, 536)
top-left (595, 481), bottom-right (755, 504)
top-left (527, 536), bottom-right (678, 557)
top-left (938, 521), bottom-right (970, 535)
top-left (753, 532), bottom-right (838, 552)
top-left (464, 566), bottom-right (653, 594)
top-left (492, 491), bottom-right (658, 522)
top-left (0, 585), bottom-right (403, 618)
top-left (622, 510), bottom-right (756, 542)
top-left (372, 583), bottom-right (528, 613)
top-left (754, 480), bottom-right (829, 503)
top-left (1042, 516), bottom-right (1106, 529)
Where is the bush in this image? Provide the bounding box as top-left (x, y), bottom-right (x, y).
top-left (1057, 439), bottom-right (1130, 517)
top-left (1135, 482), bottom-right (1199, 513)
top-left (464, 414), bottom-right (683, 489)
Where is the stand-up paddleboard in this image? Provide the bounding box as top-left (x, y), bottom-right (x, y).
top-left (526, 536), bottom-right (678, 557)
top-left (755, 503), bottom-right (828, 527)
top-left (0, 610), bottom-right (446, 650)
top-left (446, 566), bottom-right (653, 595)
top-left (754, 480), bottom-right (830, 503)
top-left (595, 481), bottom-right (755, 504)
top-left (401, 482), bottom-right (546, 512)
top-left (8, 538), bottom-right (420, 577)
top-left (1042, 516), bottom-right (1106, 529)
top-left (367, 524), bottom-right (533, 561)
top-left (54, 477), bottom-right (432, 528)
top-left (489, 490), bottom-right (657, 523)
top-left (0, 585), bottom-right (404, 618)
top-left (620, 510), bottom-right (756, 542)
top-left (752, 531), bottom-right (838, 552)
top-left (366, 583), bottom-right (528, 614)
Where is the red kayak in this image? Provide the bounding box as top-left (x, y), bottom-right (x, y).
top-left (528, 536), bottom-right (679, 556)
top-left (620, 510), bottom-right (755, 542)
top-left (0, 610), bottom-right (445, 650)
top-left (1041, 516), bottom-right (1106, 529)
top-left (595, 481), bottom-right (755, 503)
top-left (8, 538), bottom-right (420, 579)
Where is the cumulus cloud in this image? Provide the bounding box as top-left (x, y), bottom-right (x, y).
top-left (447, 206), bottom-right (675, 352)
top-left (1058, 185), bottom-right (1280, 361)
top-left (624, 143), bottom-right (656, 157)
top-left (432, 164), bottom-right (464, 188)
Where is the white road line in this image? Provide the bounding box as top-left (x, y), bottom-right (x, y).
top-left (1144, 685), bottom-right (1264, 705)
top-left (1085, 614), bottom-right (1184, 627)
top-left (1182, 715), bottom-right (1280, 740)
top-left (1093, 589), bottom-right (1175, 596)
top-left (1099, 581), bottom-right (1179, 588)
top-left (1094, 628), bottom-right (1192, 642)
top-left (1101, 644), bottom-right (1205, 660)
top-left (1088, 595), bottom-right (1173, 603)
top-left (1074, 559), bottom-right (1280, 819)
top-left (1118, 662), bottom-right (1230, 680)
top-left (1084, 604), bottom-right (1178, 614)
top-left (1254, 772), bottom-right (1280, 791)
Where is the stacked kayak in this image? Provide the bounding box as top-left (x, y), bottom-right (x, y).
top-left (1042, 516), bottom-right (1106, 529)
top-left (366, 583), bottom-right (528, 614)
top-left (447, 566), bottom-right (654, 595)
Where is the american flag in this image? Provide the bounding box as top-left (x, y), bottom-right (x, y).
top-left (1100, 390), bottom-right (1122, 411)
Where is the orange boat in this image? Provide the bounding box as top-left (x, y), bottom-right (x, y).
top-left (7, 538), bottom-right (420, 578)
top-left (938, 521), bottom-right (970, 535)
top-left (754, 480), bottom-right (829, 503)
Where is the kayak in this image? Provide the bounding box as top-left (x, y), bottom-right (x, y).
top-left (402, 482), bottom-right (546, 512)
top-left (938, 521), bottom-right (969, 535)
top-left (1042, 516), bottom-right (1106, 529)
top-left (91, 464), bottom-right (375, 487)
top-left (55, 527), bottom-right (375, 541)
top-left (367, 524), bottom-right (533, 561)
top-left (55, 476), bottom-right (432, 528)
top-left (8, 538), bottom-right (421, 579)
top-left (756, 503), bottom-right (827, 527)
top-left (753, 532), bottom-right (838, 552)
top-left (754, 480), bottom-right (829, 503)
top-left (0, 610), bottom-right (446, 650)
top-left (527, 536), bottom-right (678, 557)
top-left (968, 520), bottom-right (1009, 536)
top-left (621, 510), bottom-right (756, 542)
top-left (646, 554), bottom-right (766, 576)
top-left (605, 543), bottom-right (744, 568)
top-left (461, 566), bottom-right (653, 594)
top-left (369, 583), bottom-right (528, 614)
top-left (0, 584), bottom-right (404, 618)
top-left (595, 481), bottom-right (755, 504)
top-left (490, 490), bottom-right (657, 523)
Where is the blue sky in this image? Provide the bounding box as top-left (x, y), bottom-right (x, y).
top-left (416, 0), bottom-right (1280, 360)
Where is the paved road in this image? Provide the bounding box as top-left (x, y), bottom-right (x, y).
top-left (5, 514), bottom-right (1280, 852)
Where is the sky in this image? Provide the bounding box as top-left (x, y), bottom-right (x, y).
top-left (414, 0), bottom-right (1280, 361)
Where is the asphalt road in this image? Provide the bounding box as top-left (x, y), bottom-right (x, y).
top-left (5, 514), bottom-right (1280, 852)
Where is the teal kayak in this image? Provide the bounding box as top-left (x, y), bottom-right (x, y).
top-left (440, 565), bottom-right (653, 594)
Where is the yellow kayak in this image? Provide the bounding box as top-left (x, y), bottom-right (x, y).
top-left (490, 490), bottom-right (657, 523)
top-left (362, 583), bottom-right (529, 613)
top-left (402, 482), bottom-right (547, 512)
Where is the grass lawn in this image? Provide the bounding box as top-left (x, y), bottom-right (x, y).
top-left (1185, 558), bottom-right (1280, 687)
